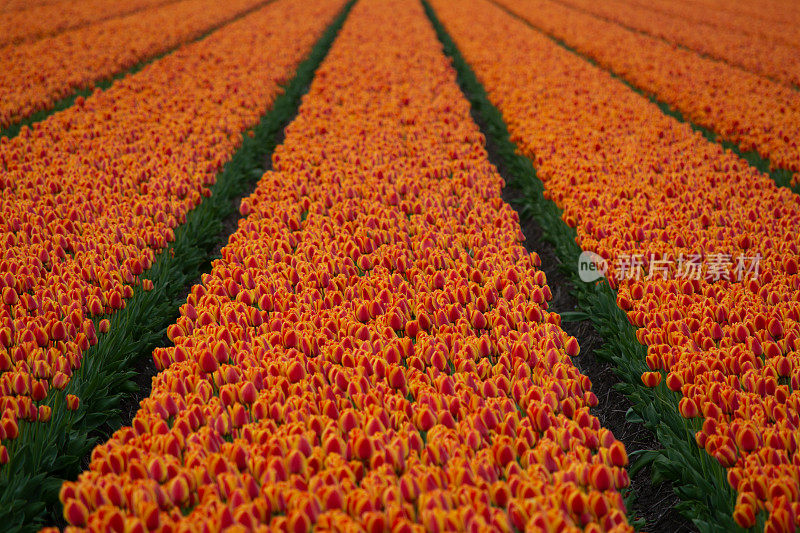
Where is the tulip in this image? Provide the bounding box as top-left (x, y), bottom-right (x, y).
top-left (2, 288), bottom-right (18, 306)
top-left (66, 394), bottom-right (80, 411)
top-left (564, 337), bottom-right (580, 357)
top-left (469, 310), bottom-right (487, 330)
top-left (640, 371), bottom-right (662, 388)
top-left (287, 360), bottom-right (306, 383)
top-left (52, 372), bottom-right (69, 390)
top-left (38, 405), bottom-right (52, 423)
top-left (198, 351), bottom-right (219, 373)
top-left (735, 425), bottom-right (760, 452)
top-left (607, 441), bottom-right (628, 467)
top-left (678, 397), bottom-right (699, 418)
top-left (63, 500), bottom-right (89, 526)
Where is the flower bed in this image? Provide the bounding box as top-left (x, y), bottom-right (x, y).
top-left (0, 0), bottom-right (268, 131)
top-left (0, 0), bottom-right (178, 47)
top-left (555, 0), bottom-right (800, 88)
top-left (491, 0), bottom-right (800, 188)
top-left (0, 0), bottom-right (346, 526)
top-left (55, 0), bottom-right (634, 530)
top-left (429, 0), bottom-right (800, 529)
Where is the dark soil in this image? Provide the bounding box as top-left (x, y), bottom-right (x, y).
top-left (120, 339), bottom-right (162, 429)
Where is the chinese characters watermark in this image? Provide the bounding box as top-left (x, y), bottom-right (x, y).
top-left (578, 252), bottom-right (761, 282)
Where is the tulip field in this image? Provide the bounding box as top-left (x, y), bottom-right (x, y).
top-left (1, 0), bottom-right (798, 531)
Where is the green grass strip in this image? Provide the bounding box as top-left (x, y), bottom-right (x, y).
top-left (485, 0), bottom-right (798, 195)
top-left (422, 1), bottom-right (761, 531)
top-left (0, 0), bottom-right (276, 141)
top-left (0, 1), bottom-right (356, 530)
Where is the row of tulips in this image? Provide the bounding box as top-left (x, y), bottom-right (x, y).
top-left (0, 0), bottom-right (346, 474)
top-left (0, 0), bottom-right (178, 47)
top-left (56, 0), bottom-right (634, 530)
top-left (429, 0), bottom-right (800, 530)
top-left (678, 0), bottom-right (800, 30)
top-left (615, 0), bottom-right (800, 51)
top-left (553, 0), bottom-right (800, 88)
top-left (0, 0), bottom-right (61, 12)
top-left (0, 0), bottom-right (269, 132)
top-left (488, 0), bottom-right (800, 188)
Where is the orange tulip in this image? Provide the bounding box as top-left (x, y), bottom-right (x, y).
top-left (65, 394), bottom-right (80, 411)
top-left (640, 371), bottom-right (662, 388)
